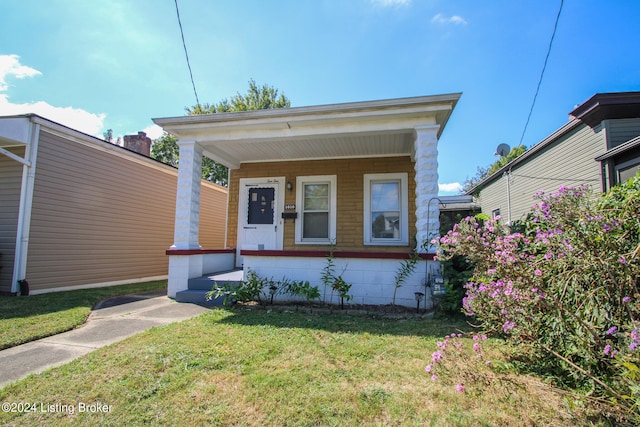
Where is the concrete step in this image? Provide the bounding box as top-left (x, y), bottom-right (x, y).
top-left (175, 289), bottom-right (227, 306)
top-left (187, 269), bottom-right (244, 290)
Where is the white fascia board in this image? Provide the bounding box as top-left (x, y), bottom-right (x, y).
top-left (153, 94), bottom-right (459, 142)
top-left (0, 116), bottom-right (32, 146)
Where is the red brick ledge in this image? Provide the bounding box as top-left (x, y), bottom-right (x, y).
top-left (240, 249), bottom-right (435, 260)
top-left (166, 248), bottom-right (236, 256)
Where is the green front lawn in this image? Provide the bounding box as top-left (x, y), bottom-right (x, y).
top-left (0, 307), bottom-right (604, 426)
top-left (0, 280), bottom-right (167, 350)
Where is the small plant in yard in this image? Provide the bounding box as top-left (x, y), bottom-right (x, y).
top-left (279, 278), bottom-right (321, 301)
top-left (332, 275), bottom-right (352, 309)
top-left (320, 242), bottom-right (353, 308)
top-left (425, 332), bottom-right (493, 392)
top-left (321, 242), bottom-right (337, 301)
top-left (391, 251), bottom-right (420, 305)
top-left (208, 269), bottom-right (321, 305)
top-left (431, 175), bottom-right (640, 423)
top-left (208, 268), bottom-right (267, 304)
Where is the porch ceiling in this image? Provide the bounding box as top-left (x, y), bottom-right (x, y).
top-left (153, 93), bottom-right (461, 169)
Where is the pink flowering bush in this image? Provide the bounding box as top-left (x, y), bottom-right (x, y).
top-left (434, 175), bottom-right (640, 418)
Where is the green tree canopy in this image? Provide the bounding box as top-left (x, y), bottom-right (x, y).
top-left (151, 79), bottom-right (291, 186)
top-left (186, 78), bottom-right (290, 115)
top-left (462, 144), bottom-right (527, 193)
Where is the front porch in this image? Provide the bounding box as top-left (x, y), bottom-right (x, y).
top-left (155, 94), bottom-right (461, 307)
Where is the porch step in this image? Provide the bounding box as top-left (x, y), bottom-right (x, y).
top-left (175, 289), bottom-right (226, 306)
top-left (187, 268), bottom-right (244, 290)
top-left (177, 269), bottom-right (244, 305)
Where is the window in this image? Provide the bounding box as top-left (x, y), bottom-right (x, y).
top-left (295, 175), bottom-right (337, 244)
top-left (617, 159), bottom-right (640, 184)
top-left (491, 208), bottom-right (501, 220)
top-left (364, 173), bottom-right (408, 246)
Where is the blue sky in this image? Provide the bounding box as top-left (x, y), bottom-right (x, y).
top-left (2, 0), bottom-right (639, 194)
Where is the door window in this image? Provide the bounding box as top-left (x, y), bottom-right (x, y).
top-left (248, 188), bottom-right (275, 224)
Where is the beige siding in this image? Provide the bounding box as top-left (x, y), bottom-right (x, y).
top-left (478, 123), bottom-right (605, 222)
top-left (228, 157), bottom-right (416, 252)
top-left (24, 130), bottom-right (227, 292)
top-left (606, 118), bottom-right (640, 148)
top-left (200, 180), bottom-right (228, 248)
top-left (0, 147), bottom-right (24, 293)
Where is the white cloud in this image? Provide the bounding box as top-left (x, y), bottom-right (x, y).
top-left (0, 95), bottom-right (106, 137)
top-left (431, 13), bottom-right (468, 25)
top-left (0, 54), bottom-right (106, 137)
top-left (438, 182), bottom-right (463, 194)
top-left (142, 124), bottom-right (164, 140)
top-left (0, 54), bottom-right (42, 91)
top-left (371, 0), bottom-right (411, 7)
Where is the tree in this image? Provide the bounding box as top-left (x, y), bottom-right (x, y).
top-left (462, 144), bottom-right (527, 193)
top-left (103, 129), bottom-right (122, 145)
top-left (185, 78), bottom-right (290, 115)
top-left (150, 132), bottom-right (179, 167)
top-left (151, 79), bottom-right (291, 186)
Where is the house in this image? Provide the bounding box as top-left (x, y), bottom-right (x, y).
top-left (154, 93), bottom-right (461, 307)
top-left (469, 92), bottom-right (640, 223)
top-left (0, 114), bottom-right (228, 295)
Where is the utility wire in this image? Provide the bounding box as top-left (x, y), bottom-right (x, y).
top-left (518, 0), bottom-right (564, 146)
top-left (174, 0), bottom-right (200, 107)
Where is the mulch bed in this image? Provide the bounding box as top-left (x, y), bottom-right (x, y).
top-left (231, 300), bottom-right (435, 319)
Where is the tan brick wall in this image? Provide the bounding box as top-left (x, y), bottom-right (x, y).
top-left (227, 157), bottom-right (416, 252)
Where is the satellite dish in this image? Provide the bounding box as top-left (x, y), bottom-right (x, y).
top-left (495, 143), bottom-right (511, 157)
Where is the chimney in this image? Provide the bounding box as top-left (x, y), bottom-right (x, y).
top-left (123, 131), bottom-right (152, 157)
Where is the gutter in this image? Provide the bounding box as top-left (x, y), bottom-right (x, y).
top-left (11, 121), bottom-right (40, 293)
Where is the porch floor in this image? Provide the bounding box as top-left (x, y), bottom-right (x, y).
top-left (206, 269), bottom-right (244, 282)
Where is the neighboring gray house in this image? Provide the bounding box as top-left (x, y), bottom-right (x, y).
top-left (469, 92), bottom-right (640, 223)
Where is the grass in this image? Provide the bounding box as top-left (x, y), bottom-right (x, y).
top-left (0, 306), bottom-right (607, 426)
top-left (0, 280), bottom-right (167, 350)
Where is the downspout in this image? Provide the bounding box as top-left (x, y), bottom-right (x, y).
top-left (11, 121), bottom-right (40, 293)
top-left (504, 168), bottom-right (512, 225)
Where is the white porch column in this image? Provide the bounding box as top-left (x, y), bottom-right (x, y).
top-left (171, 139), bottom-right (203, 250)
top-left (167, 140), bottom-right (203, 298)
top-left (413, 125), bottom-right (440, 253)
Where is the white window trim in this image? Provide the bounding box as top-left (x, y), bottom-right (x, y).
top-left (295, 175), bottom-right (337, 245)
top-left (364, 172), bottom-right (409, 246)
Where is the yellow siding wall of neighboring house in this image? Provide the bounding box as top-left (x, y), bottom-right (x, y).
top-left (0, 147), bottom-right (24, 293)
top-left (227, 156), bottom-right (416, 252)
top-left (23, 130), bottom-right (227, 292)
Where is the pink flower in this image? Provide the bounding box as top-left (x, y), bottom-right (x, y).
top-left (619, 257), bottom-right (627, 265)
top-left (456, 383), bottom-right (465, 393)
top-left (431, 374), bottom-right (437, 381)
top-left (534, 269), bottom-right (542, 276)
top-left (425, 364), bottom-right (432, 373)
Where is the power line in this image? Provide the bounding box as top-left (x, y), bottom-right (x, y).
top-left (518, 0), bottom-right (564, 146)
top-left (174, 0), bottom-right (200, 107)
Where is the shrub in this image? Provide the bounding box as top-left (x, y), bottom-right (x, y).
top-left (435, 176), bottom-right (640, 420)
top-left (207, 269), bottom-right (321, 305)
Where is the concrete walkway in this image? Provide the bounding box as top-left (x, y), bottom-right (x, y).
top-left (0, 290), bottom-right (210, 388)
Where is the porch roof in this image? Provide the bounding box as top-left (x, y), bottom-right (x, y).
top-left (153, 93), bottom-right (461, 169)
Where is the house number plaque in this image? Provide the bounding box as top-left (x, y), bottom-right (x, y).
top-left (285, 204), bottom-right (296, 210)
